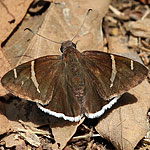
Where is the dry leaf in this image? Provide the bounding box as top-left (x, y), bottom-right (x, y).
top-left (0, 114), bottom-right (10, 135)
top-left (1, 6), bottom-right (47, 68)
top-left (2, 133), bottom-right (25, 148)
top-left (0, 0), bottom-right (34, 43)
top-left (4, 99), bottom-right (52, 147)
top-left (51, 118), bottom-right (84, 150)
top-left (109, 35), bottom-right (144, 63)
top-left (0, 101), bottom-right (10, 135)
top-left (128, 36), bottom-right (138, 48)
top-left (109, 36), bottom-right (129, 54)
top-left (19, 131), bottom-right (41, 147)
top-left (0, 48), bottom-right (11, 96)
top-left (96, 79), bottom-right (150, 150)
top-left (125, 19), bottom-right (150, 38)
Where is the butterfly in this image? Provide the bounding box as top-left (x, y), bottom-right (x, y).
top-left (1, 40), bottom-right (148, 122)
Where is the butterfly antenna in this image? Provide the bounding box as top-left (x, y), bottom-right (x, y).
top-left (71, 9), bottom-right (92, 42)
top-left (24, 28), bottom-right (62, 44)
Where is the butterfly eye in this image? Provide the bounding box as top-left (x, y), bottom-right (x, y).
top-left (60, 45), bottom-right (64, 53)
top-left (72, 42), bottom-right (76, 49)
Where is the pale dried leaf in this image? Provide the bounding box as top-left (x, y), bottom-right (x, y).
top-left (96, 79), bottom-right (150, 150)
top-left (19, 131), bottom-right (41, 147)
top-left (51, 118), bottom-right (85, 150)
top-left (110, 36), bottom-right (129, 54)
top-left (128, 36), bottom-right (138, 47)
top-left (18, 120), bottom-right (51, 138)
top-left (2, 133), bottom-right (25, 148)
top-left (108, 35), bottom-right (144, 64)
top-left (125, 19), bottom-right (150, 37)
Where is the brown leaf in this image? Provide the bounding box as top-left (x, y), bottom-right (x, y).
top-left (0, 48), bottom-right (11, 96)
top-left (95, 79), bottom-right (150, 150)
top-left (51, 118), bottom-right (84, 150)
top-left (0, 114), bottom-right (10, 135)
top-left (0, 101), bottom-right (10, 135)
top-left (0, 106), bottom-right (10, 135)
top-left (1, 4), bottom-right (47, 67)
top-left (0, 0), bottom-right (34, 43)
top-left (10, 119), bottom-right (50, 148)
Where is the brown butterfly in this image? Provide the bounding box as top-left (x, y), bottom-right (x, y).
top-left (1, 39), bottom-right (148, 122)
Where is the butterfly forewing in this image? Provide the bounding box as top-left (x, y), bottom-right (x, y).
top-left (82, 51), bottom-right (148, 100)
top-left (2, 55), bottom-right (62, 104)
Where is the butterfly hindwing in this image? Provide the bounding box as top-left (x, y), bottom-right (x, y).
top-left (37, 69), bottom-right (82, 121)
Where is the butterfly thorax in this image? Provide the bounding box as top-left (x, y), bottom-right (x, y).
top-left (62, 41), bottom-right (85, 103)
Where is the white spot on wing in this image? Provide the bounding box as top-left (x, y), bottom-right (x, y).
top-left (31, 61), bottom-right (40, 93)
top-left (110, 55), bottom-right (117, 88)
top-left (13, 69), bottom-right (17, 79)
top-left (85, 96), bottom-right (120, 119)
top-left (131, 60), bottom-right (134, 70)
top-left (37, 103), bottom-right (82, 122)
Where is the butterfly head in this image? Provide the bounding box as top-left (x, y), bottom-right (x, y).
top-left (60, 40), bottom-right (76, 53)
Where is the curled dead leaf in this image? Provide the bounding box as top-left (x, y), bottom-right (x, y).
top-left (95, 79), bottom-right (150, 150)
